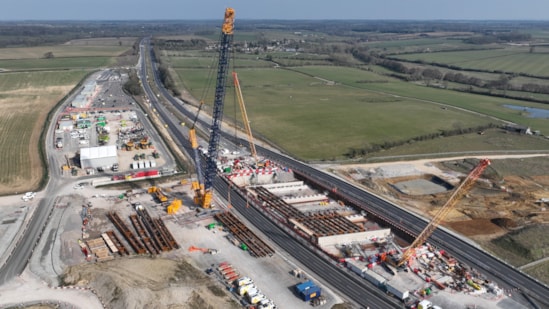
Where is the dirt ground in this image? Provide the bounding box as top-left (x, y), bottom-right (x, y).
top-left (332, 155), bottom-right (549, 238)
top-left (61, 257), bottom-right (239, 309)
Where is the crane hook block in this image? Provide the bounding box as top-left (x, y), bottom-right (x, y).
top-left (222, 8), bottom-right (235, 34)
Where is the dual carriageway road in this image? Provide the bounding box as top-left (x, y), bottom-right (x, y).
top-left (140, 38), bottom-right (549, 308)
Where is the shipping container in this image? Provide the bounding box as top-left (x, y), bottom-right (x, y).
top-left (385, 281), bottom-right (409, 300)
top-left (223, 270), bottom-right (237, 278)
top-left (295, 280), bottom-right (321, 301)
top-left (347, 259), bottom-right (368, 275)
top-left (300, 286), bottom-right (321, 301)
top-left (362, 269), bottom-right (387, 287)
top-left (145, 170), bottom-right (159, 177)
top-left (294, 280), bottom-right (315, 293)
top-left (134, 171), bottom-right (146, 178)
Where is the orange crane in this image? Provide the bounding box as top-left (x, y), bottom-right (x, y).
top-left (397, 158), bottom-right (491, 267)
top-left (232, 71), bottom-right (258, 162)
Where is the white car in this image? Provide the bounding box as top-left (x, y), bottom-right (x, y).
top-left (73, 185), bottom-right (84, 190)
top-left (22, 191), bottom-right (36, 201)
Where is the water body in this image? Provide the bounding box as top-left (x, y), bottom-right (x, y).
top-left (504, 104), bottom-right (549, 119)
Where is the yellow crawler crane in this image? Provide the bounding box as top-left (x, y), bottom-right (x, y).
top-left (397, 159), bottom-right (491, 267)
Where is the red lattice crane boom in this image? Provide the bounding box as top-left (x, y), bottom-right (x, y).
top-left (397, 158), bottom-right (491, 267)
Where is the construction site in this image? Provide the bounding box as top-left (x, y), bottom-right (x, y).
top-left (2, 7), bottom-right (545, 309)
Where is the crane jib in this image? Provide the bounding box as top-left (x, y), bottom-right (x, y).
top-left (204, 22), bottom-right (234, 192)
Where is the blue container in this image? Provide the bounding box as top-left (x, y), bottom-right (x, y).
top-left (301, 286), bottom-right (321, 301)
top-left (295, 280), bottom-right (315, 294)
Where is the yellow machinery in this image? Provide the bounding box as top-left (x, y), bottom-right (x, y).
top-left (125, 141), bottom-right (134, 151)
top-left (148, 186), bottom-right (168, 203)
top-left (397, 159), bottom-right (491, 267)
top-left (232, 71), bottom-right (258, 162)
top-left (167, 199), bottom-right (182, 215)
top-left (62, 154), bottom-right (72, 171)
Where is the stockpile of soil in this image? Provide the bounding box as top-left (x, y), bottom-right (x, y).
top-left (61, 257), bottom-right (239, 309)
top-left (491, 217), bottom-right (518, 229)
top-left (444, 219), bottom-right (506, 237)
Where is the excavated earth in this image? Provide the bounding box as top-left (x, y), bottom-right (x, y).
top-left (61, 257), bottom-right (239, 309)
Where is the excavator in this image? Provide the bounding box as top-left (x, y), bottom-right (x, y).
top-left (189, 7), bottom-right (235, 208)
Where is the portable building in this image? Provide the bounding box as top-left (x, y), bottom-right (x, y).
top-left (58, 120), bottom-right (74, 131)
top-left (80, 145), bottom-right (118, 170)
top-left (295, 280), bottom-right (315, 294)
top-left (295, 280), bottom-right (321, 301)
top-left (362, 269), bottom-right (387, 287)
top-left (347, 259), bottom-right (368, 276)
top-left (385, 281), bottom-right (409, 300)
top-left (300, 285), bottom-right (321, 301)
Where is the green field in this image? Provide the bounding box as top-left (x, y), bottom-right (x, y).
top-left (360, 129), bottom-right (549, 162)
top-left (291, 66), bottom-right (549, 133)
top-left (175, 65), bottom-right (498, 160)
top-left (168, 55), bottom-right (549, 160)
top-left (0, 44), bottom-right (130, 60)
top-left (395, 47), bottom-right (549, 77)
top-left (0, 57), bottom-right (114, 70)
top-left (483, 224), bottom-right (549, 266)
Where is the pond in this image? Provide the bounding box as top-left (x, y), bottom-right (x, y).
top-left (503, 104), bottom-right (549, 119)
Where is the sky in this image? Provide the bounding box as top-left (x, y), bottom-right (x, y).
top-left (2, 0), bottom-right (549, 21)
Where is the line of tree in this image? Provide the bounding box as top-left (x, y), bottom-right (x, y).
top-left (464, 32), bottom-right (532, 44)
top-left (345, 123), bottom-right (500, 159)
top-left (123, 70), bottom-right (143, 96)
top-left (154, 39), bottom-right (208, 50)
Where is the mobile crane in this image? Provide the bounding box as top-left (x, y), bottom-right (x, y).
top-left (396, 158), bottom-right (491, 267)
top-left (232, 71), bottom-right (258, 162)
top-left (189, 7), bottom-right (235, 208)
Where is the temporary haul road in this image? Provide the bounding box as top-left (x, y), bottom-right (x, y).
top-left (0, 37), bottom-right (546, 308)
top-left (140, 39), bottom-right (549, 308)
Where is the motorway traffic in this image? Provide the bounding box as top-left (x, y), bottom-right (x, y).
top-left (1, 36), bottom-right (547, 308)
top-left (140, 38), bottom-right (549, 308)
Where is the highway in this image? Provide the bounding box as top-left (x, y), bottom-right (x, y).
top-left (140, 37), bottom-right (549, 308)
top-left (259, 151), bottom-right (549, 308)
top-left (139, 38), bottom-right (403, 308)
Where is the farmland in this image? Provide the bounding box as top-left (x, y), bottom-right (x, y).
top-left (173, 64), bottom-right (498, 160)
top-left (0, 37), bottom-right (136, 194)
top-left (394, 48), bottom-right (549, 77)
top-left (0, 70), bottom-right (87, 194)
top-left (169, 50), bottom-right (549, 160)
